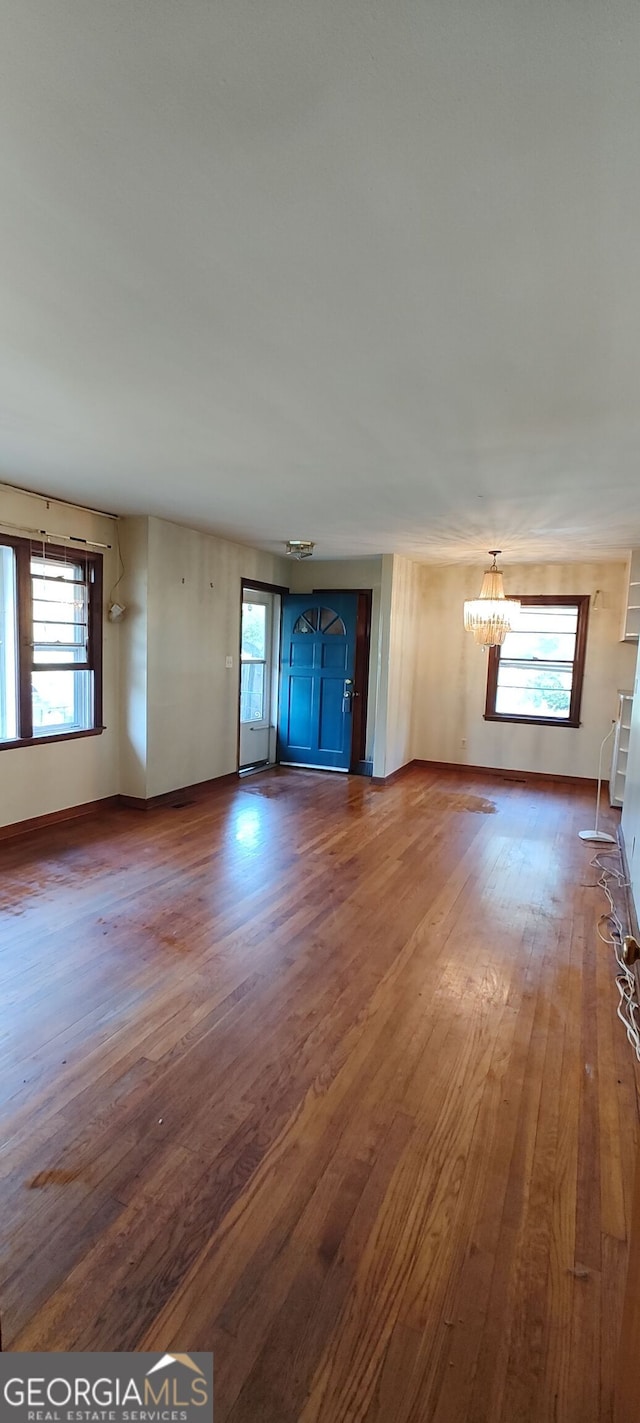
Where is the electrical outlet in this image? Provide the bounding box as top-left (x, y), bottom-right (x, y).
top-left (225, 655), bottom-right (233, 669)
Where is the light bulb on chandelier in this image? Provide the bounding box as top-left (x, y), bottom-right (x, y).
top-left (463, 550), bottom-right (520, 648)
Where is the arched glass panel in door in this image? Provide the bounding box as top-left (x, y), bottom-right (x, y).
top-left (293, 607), bottom-right (346, 636)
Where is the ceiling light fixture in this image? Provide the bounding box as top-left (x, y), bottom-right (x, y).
top-left (463, 550), bottom-right (520, 647)
top-left (285, 540), bottom-right (315, 560)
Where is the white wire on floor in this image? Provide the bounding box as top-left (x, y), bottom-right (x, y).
top-left (591, 850), bottom-right (640, 1063)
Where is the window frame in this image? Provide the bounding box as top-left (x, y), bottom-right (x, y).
top-left (484, 593), bottom-right (590, 729)
top-left (0, 533), bottom-right (103, 750)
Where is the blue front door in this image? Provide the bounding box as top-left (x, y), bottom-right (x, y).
top-left (278, 593), bottom-right (358, 770)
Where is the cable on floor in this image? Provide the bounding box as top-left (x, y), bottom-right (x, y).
top-left (591, 850), bottom-right (640, 1063)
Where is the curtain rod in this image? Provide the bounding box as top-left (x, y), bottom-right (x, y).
top-left (0, 519), bottom-right (111, 550)
top-left (0, 479), bottom-right (118, 521)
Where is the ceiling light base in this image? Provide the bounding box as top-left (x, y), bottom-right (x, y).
top-left (286, 540), bottom-right (315, 560)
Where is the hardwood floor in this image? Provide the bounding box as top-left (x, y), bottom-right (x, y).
top-left (1, 765), bottom-right (638, 1421)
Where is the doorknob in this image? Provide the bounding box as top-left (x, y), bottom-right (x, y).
top-left (343, 679), bottom-right (358, 701)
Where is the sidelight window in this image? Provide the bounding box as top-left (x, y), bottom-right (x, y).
top-left (240, 599), bottom-right (269, 723)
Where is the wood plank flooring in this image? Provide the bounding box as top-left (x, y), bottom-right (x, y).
top-left (1, 765), bottom-right (638, 1421)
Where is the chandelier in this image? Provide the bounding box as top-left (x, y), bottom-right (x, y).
top-left (463, 550), bottom-right (520, 647)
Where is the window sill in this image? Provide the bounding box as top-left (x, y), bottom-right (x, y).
top-left (483, 713), bottom-right (580, 729)
top-left (0, 727), bottom-right (106, 751)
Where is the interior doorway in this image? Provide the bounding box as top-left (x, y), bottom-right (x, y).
top-left (277, 589), bottom-right (372, 774)
top-left (278, 592), bottom-right (357, 771)
top-left (238, 581), bottom-right (373, 777)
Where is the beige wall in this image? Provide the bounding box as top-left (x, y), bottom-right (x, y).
top-left (374, 554), bottom-right (425, 779)
top-left (288, 556), bottom-right (382, 762)
top-left (621, 645), bottom-right (640, 921)
top-left (143, 517), bottom-right (289, 798)
top-left (0, 483), bottom-right (121, 828)
top-left (118, 516), bottom-right (149, 799)
top-left (126, 541), bottom-right (383, 795)
top-left (3, 492), bottom-right (634, 828)
top-left (0, 494), bottom-right (290, 822)
top-left (414, 560), bottom-right (636, 779)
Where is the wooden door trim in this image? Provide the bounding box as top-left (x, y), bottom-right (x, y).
top-left (241, 576), bottom-right (290, 596)
top-left (615, 1136), bottom-right (640, 1421)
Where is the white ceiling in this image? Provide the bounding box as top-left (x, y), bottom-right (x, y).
top-left (0, 1), bottom-right (639, 564)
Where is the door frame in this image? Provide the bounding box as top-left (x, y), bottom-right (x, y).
top-left (238, 576), bottom-right (289, 772)
top-left (238, 581), bottom-right (372, 777)
top-left (309, 587), bottom-right (372, 774)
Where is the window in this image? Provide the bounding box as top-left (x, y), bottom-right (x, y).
top-left (0, 536), bottom-right (103, 747)
top-left (485, 595), bottom-right (589, 727)
top-left (292, 607), bottom-right (346, 635)
top-left (0, 544), bottom-right (18, 741)
top-left (240, 597), bottom-right (270, 724)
